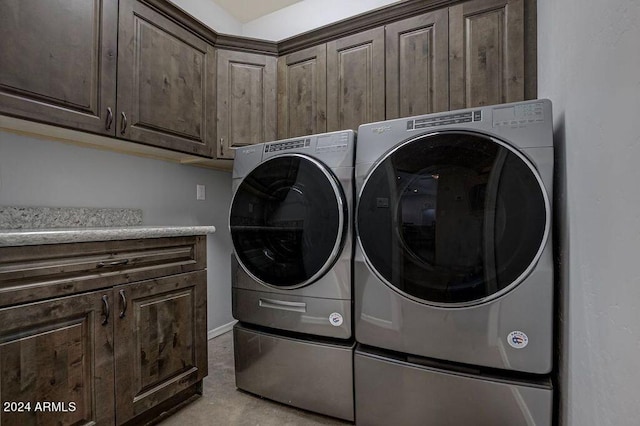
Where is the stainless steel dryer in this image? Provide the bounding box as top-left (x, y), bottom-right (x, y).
top-left (354, 100), bottom-right (554, 425)
top-left (229, 130), bottom-right (355, 421)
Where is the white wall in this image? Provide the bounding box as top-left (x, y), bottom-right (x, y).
top-left (168, 0), bottom-right (242, 35)
top-left (242, 0), bottom-right (401, 40)
top-left (537, 0), bottom-right (640, 424)
top-left (169, 0), bottom-right (402, 41)
top-left (0, 131), bottom-right (235, 334)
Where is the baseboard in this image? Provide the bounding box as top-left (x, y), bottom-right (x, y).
top-left (208, 320), bottom-right (238, 340)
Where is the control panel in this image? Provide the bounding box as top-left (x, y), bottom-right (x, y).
top-left (493, 102), bottom-right (545, 128)
top-left (264, 138), bottom-right (310, 153)
top-left (406, 110), bottom-right (482, 131)
top-left (315, 132), bottom-right (349, 153)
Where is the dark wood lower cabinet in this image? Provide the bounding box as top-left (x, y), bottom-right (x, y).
top-left (0, 290), bottom-right (115, 426)
top-left (114, 271), bottom-right (208, 425)
top-left (0, 237), bottom-right (208, 426)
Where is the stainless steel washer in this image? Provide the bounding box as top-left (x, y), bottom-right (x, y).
top-left (354, 100), bottom-right (554, 425)
top-left (229, 130), bottom-right (355, 421)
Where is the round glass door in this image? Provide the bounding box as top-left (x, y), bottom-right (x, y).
top-left (230, 154), bottom-right (346, 288)
top-left (357, 131), bottom-right (549, 306)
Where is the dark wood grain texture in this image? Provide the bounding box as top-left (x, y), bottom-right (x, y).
top-left (385, 9), bottom-right (450, 119)
top-left (216, 50), bottom-right (277, 159)
top-left (449, 0), bottom-right (525, 109)
top-left (278, 0), bottom-right (463, 55)
top-left (0, 236), bottom-right (206, 308)
top-left (524, 0), bottom-right (537, 100)
top-left (0, 0), bottom-right (117, 135)
top-left (140, 0), bottom-right (277, 54)
top-left (114, 271), bottom-right (208, 424)
top-left (117, 0), bottom-right (215, 157)
top-left (327, 27), bottom-right (385, 132)
top-left (0, 236), bottom-right (208, 425)
top-left (277, 45), bottom-right (328, 139)
top-left (0, 290), bottom-right (115, 426)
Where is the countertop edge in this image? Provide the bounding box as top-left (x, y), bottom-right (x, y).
top-left (0, 226), bottom-right (217, 247)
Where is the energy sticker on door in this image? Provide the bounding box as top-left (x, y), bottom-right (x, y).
top-left (507, 331), bottom-right (529, 349)
top-left (329, 312), bottom-right (344, 327)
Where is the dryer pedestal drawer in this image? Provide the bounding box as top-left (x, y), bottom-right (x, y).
top-left (234, 324), bottom-right (355, 421)
top-left (232, 288), bottom-right (351, 338)
top-left (355, 347), bottom-right (552, 426)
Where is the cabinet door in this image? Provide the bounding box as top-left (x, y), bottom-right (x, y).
top-left (327, 28), bottom-right (385, 132)
top-left (217, 50), bottom-right (277, 159)
top-left (386, 9), bottom-right (449, 119)
top-left (449, 0), bottom-right (525, 109)
top-left (0, 0), bottom-right (117, 135)
top-left (114, 271), bottom-right (207, 424)
top-left (117, 0), bottom-right (216, 157)
top-left (277, 45), bottom-right (327, 139)
top-left (0, 290), bottom-right (114, 426)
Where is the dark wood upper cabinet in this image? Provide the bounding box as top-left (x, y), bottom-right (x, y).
top-left (0, 290), bottom-right (115, 426)
top-left (0, 0), bottom-right (117, 135)
top-left (0, 0), bottom-right (535, 161)
top-left (385, 9), bottom-right (449, 119)
top-left (114, 271), bottom-right (208, 425)
top-left (216, 50), bottom-right (277, 159)
top-left (449, 0), bottom-right (525, 109)
top-left (117, 0), bottom-right (216, 157)
top-left (326, 28), bottom-right (385, 132)
top-left (277, 45), bottom-right (327, 139)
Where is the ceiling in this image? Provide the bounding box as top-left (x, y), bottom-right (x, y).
top-left (214, 0), bottom-right (303, 23)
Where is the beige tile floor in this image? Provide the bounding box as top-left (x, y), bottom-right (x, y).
top-left (159, 331), bottom-right (351, 426)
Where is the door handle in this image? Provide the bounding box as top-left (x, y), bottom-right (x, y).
top-left (119, 289), bottom-right (127, 319)
top-left (105, 107), bottom-right (114, 130)
top-left (97, 259), bottom-right (129, 268)
top-left (120, 111), bottom-right (128, 135)
top-left (259, 298), bottom-right (307, 313)
top-left (101, 295), bottom-right (110, 325)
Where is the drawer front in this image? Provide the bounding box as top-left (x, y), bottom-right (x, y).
top-left (233, 288), bottom-right (352, 339)
top-left (0, 236), bottom-right (206, 307)
top-left (234, 324), bottom-right (355, 421)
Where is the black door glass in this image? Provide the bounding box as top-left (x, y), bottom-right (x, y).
top-left (230, 155), bottom-right (345, 287)
top-left (357, 132), bottom-right (547, 304)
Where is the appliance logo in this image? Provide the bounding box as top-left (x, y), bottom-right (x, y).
top-left (507, 331), bottom-right (529, 349)
top-left (241, 148), bottom-right (256, 154)
top-left (371, 125), bottom-right (391, 134)
top-left (329, 312), bottom-right (344, 327)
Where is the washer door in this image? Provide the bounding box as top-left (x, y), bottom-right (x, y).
top-left (230, 154), bottom-right (347, 288)
top-left (357, 131), bottom-right (549, 306)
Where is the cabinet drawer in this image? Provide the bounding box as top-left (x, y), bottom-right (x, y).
top-left (0, 236), bottom-right (206, 307)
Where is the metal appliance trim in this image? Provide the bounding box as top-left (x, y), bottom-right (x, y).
top-left (356, 129), bottom-right (552, 308)
top-left (230, 153), bottom-right (347, 290)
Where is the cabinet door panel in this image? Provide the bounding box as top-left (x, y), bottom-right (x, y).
top-left (277, 45), bottom-right (327, 138)
top-left (114, 271), bottom-right (207, 424)
top-left (117, 0), bottom-right (215, 157)
top-left (386, 9), bottom-right (449, 118)
top-left (217, 50), bottom-right (277, 159)
top-left (0, 0), bottom-right (117, 134)
top-left (0, 291), bottom-right (114, 426)
top-left (327, 28), bottom-right (385, 132)
top-left (449, 0), bottom-right (524, 109)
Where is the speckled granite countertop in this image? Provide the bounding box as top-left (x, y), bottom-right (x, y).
top-left (0, 225), bottom-right (216, 247)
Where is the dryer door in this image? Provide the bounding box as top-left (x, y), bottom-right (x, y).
top-left (357, 131), bottom-right (550, 306)
top-left (230, 154), bottom-right (347, 288)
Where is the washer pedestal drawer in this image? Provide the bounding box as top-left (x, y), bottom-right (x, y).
top-left (233, 323), bottom-right (355, 421)
top-left (232, 287), bottom-right (351, 339)
top-left (355, 346), bottom-right (552, 426)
